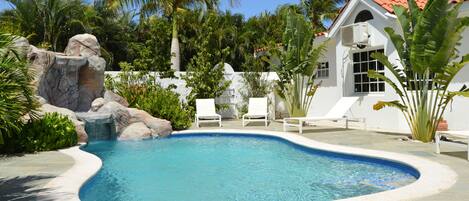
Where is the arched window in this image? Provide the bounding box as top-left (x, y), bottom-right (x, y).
top-left (355, 10), bottom-right (374, 23)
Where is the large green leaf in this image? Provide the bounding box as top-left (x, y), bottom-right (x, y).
top-left (373, 100), bottom-right (407, 112)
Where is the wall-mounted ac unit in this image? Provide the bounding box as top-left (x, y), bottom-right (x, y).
top-left (341, 22), bottom-right (369, 47)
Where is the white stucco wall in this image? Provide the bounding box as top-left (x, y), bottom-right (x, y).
top-left (308, 0), bottom-right (469, 133)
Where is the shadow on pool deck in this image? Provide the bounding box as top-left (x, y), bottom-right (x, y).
top-left (0, 175), bottom-right (73, 201)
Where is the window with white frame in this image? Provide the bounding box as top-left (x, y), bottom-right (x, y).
top-left (316, 62), bottom-right (329, 79)
top-left (352, 49), bottom-right (385, 93)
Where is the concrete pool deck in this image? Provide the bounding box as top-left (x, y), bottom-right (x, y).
top-left (1, 120), bottom-right (468, 200)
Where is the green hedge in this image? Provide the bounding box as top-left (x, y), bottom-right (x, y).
top-left (0, 112), bottom-right (78, 153)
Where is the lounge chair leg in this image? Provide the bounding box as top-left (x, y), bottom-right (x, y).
top-left (219, 117), bottom-right (222, 127)
top-left (467, 136), bottom-right (469, 161)
top-left (345, 119), bottom-right (349, 129)
top-left (283, 120), bottom-right (287, 132)
top-left (242, 116), bottom-right (245, 127)
top-left (299, 120), bottom-right (303, 134)
top-left (435, 132), bottom-right (440, 154)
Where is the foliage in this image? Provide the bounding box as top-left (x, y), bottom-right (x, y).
top-left (0, 32), bottom-right (39, 145)
top-left (368, 0), bottom-right (469, 142)
top-left (182, 12), bottom-right (231, 108)
top-left (0, 113), bottom-right (77, 153)
top-left (85, 0), bottom-right (138, 70)
top-left (238, 54), bottom-right (271, 115)
top-left (301, 0), bottom-right (344, 32)
top-left (273, 11), bottom-right (327, 117)
top-left (129, 16), bottom-right (174, 77)
top-left (106, 62), bottom-right (191, 129)
top-left (2, 0), bottom-right (87, 51)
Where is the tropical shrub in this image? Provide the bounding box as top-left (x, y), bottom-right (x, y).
top-left (0, 32), bottom-right (38, 145)
top-left (1, 113), bottom-right (77, 153)
top-left (182, 12), bottom-right (231, 109)
top-left (238, 54), bottom-right (271, 115)
top-left (273, 10), bottom-right (327, 117)
top-left (106, 63), bottom-right (192, 130)
top-left (368, 0), bottom-right (469, 142)
top-left (133, 86), bottom-right (192, 130)
top-left (21, 113), bottom-right (77, 152)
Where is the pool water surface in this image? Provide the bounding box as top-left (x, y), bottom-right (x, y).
top-left (79, 134), bottom-right (418, 201)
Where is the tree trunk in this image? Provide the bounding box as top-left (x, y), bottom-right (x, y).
top-left (170, 18), bottom-right (180, 71)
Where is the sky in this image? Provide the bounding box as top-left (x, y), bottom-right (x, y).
top-left (219, 0), bottom-right (300, 18)
top-left (0, 0), bottom-right (301, 18)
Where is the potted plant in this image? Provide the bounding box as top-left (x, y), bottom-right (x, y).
top-left (437, 118), bottom-right (449, 131)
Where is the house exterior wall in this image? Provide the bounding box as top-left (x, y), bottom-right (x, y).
top-left (309, 0), bottom-right (469, 133)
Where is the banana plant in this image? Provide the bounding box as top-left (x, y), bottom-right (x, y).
top-left (368, 0), bottom-right (469, 142)
top-left (273, 10), bottom-right (327, 117)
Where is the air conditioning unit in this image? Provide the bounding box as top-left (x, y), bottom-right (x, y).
top-left (341, 22), bottom-right (369, 47)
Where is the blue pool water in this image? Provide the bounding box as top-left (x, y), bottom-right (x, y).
top-left (79, 133), bottom-right (418, 201)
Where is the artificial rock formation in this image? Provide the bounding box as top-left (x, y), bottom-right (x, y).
top-left (120, 122), bottom-right (153, 141)
top-left (27, 34), bottom-right (105, 112)
top-left (91, 98), bottom-right (173, 141)
top-left (104, 90), bottom-right (129, 107)
top-left (16, 34), bottom-right (173, 142)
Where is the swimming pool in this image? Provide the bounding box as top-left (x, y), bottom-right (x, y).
top-left (79, 133), bottom-right (418, 201)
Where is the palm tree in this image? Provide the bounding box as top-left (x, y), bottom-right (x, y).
top-left (368, 0), bottom-right (469, 142)
top-left (0, 32), bottom-right (38, 144)
top-left (114, 0), bottom-right (237, 71)
top-left (301, 0), bottom-right (344, 32)
top-left (3, 0), bottom-right (85, 51)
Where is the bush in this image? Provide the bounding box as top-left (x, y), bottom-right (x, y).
top-left (134, 86), bottom-right (192, 130)
top-left (0, 32), bottom-right (39, 145)
top-left (182, 12), bottom-right (231, 109)
top-left (106, 63), bottom-right (192, 130)
top-left (0, 113), bottom-right (78, 153)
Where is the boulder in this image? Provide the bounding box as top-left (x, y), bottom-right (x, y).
top-left (37, 55), bottom-right (87, 110)
top-left (76, 55), bottom-right (106, 111)
top-left (73, 120), bottom-right (88, 142)
top-left (12, 36), bottom-right (30, 56)
top-left (27, 46), bottom-right (56, 91)
top-left (64, 34), bottom-right (101, 57)
top-left (97, 101), bottom-right (130, 134)
top-left (36, 96), bottom-right (48, 105)
top-left (38, 103), bottom-right (77, 120)
top-left (127, 108), bottom-right (172, 137)
top-left (104, 90), bottom-right (129, 107)
top-left (119, 122), bottom-right (152, 141)
top-left (90, 98), bottom-right (106, 112)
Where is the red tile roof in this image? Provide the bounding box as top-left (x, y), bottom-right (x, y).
top-left (373, 0), bottom-right (466, 13)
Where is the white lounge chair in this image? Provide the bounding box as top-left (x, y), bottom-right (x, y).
top-left (283, 97), bottom-right (360, 134)
top-left (435, 131), bottom-right (469, 160)
top-left (195, 99), bottom-right (221, 128)
top-left (242, 97), bottom-right (269, 127)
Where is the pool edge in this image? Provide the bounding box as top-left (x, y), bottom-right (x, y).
top-left (46, 129), bottom-right (457, 201)
top-left (174, 129), bottom-right (457, 201)
top-left (43, 144), bottom-right (102, 201)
